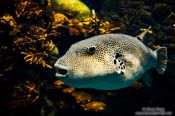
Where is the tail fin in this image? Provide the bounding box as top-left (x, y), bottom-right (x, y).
top-left (155, 47), bottom-right (167, 74)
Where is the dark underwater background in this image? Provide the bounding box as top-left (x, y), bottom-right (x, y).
top-left (0, 0), bottom-right (175, 116)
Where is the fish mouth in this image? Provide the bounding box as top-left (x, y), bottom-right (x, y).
top-left (54, 63), bottom-right (69, 77)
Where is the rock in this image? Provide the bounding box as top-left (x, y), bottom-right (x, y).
top-left (51, 0), bottom-right (91, 20)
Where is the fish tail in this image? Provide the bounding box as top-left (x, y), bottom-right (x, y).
top-left (155, 47), bottom-right (167, 74)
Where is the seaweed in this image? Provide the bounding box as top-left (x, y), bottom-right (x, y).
top-left (0, 0), bottom-right (120, 115)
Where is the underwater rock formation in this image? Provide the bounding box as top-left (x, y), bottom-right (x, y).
top-left (6, 80), bottom-right (40, 109)
top-left (51, 0), bottom-right (91, 20)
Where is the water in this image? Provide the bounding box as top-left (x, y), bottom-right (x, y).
top-left (0, 0), bottom-right (175, 116)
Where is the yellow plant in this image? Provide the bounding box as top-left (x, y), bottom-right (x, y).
top-left (51, 13), bottom-right (68, 29)
top-left (71, 92), bottom-right (92, 104)
top-left (81, 101), bottom-right (106, 112)
top-left (21, 51), bottom-right (52, 68)
top-left (50, 11), bottom-right (120, 38)
top-left (15, 0), bottom-right (45, 19)
top-left (0, 15), bottom-right (17, 27)
top-left (7, 80), bottom-right (40, 108)
top-left (12, 25), bottom-right (58, 69)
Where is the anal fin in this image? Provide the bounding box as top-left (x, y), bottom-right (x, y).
top-left (142, 72), bottom-right (152, 87)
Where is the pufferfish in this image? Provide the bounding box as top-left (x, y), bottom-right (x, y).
top-left (54, 27), bottom-right (167, 90)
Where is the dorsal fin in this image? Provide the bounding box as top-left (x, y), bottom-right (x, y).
top-left (136, 26), bottom-right (152, 41)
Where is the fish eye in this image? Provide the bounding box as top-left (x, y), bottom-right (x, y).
top-left (86, 46), bottom-right (96, 55)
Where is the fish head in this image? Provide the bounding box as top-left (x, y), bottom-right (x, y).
top-left (54, 37), bottom-right (117, 78)
top-left (54, 36), bottom-right (123, 89)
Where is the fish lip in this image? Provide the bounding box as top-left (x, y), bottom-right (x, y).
top-left (55, 73), bottom-right (67, 77)
top-left (54, 62), bottom-right (68, 69)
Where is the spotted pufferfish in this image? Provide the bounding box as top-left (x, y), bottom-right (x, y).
top-left (54, 27), bottom-right (167, 90)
